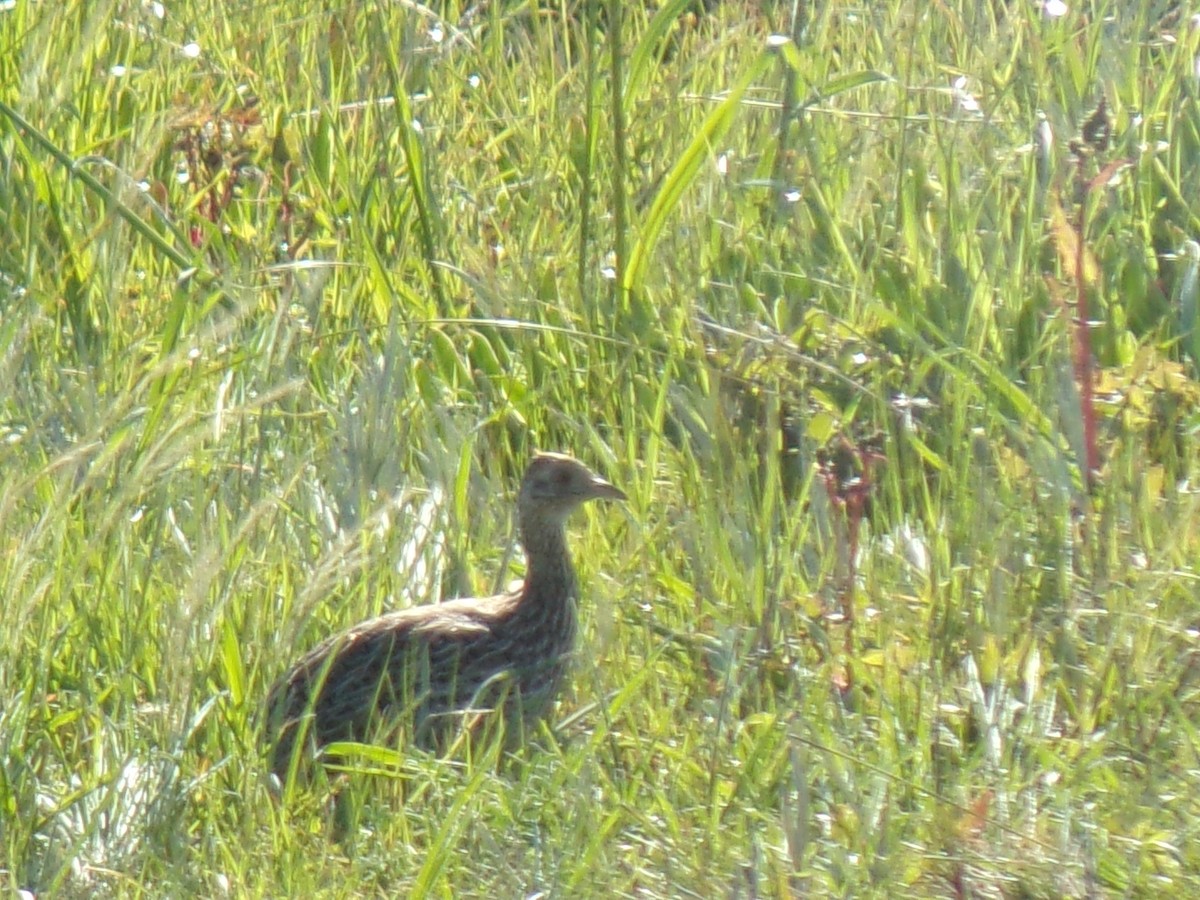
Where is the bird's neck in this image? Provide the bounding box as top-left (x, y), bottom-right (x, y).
top-left (516, 517), bottom-right (580, 627)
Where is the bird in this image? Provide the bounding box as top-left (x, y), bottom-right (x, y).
top-left (265, 452), bottom-right (626, 780)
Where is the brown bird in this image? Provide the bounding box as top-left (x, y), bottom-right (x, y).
top-left (265, 452), bottom-right (625, 779)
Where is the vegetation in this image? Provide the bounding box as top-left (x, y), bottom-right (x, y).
top-left (2, 0), bottom-right (1199, 895)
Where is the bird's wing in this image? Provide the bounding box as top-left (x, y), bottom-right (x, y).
top-left (409, 614), bottom-right (491, 638)
top-left (276, 596), bottom-right (508, 691)
top-left (408, 605), bottom-right (495, 639)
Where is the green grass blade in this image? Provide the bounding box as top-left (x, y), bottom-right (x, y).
top-left (622, 47), bottom-right (774, 297)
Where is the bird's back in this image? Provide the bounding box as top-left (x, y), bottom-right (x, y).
top-left (266, 591), bottom-right (571, 776)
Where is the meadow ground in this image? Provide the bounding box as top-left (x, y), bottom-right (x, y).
top-left (2, 0), bottom-right (1200, 896)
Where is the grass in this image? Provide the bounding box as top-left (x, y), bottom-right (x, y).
top-left (2, 0), bottom-right (1200, 895)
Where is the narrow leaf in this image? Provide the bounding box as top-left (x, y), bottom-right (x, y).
top-left (624, 49), bottom-right (774, 296)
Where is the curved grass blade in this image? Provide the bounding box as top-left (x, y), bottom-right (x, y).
top-left (622, 47), bottom-right (774, 297)
top-left (623, 0), bottom-right (695, 114)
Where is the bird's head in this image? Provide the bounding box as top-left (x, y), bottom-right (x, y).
top-left (518, 453), bottom-right (625, 525)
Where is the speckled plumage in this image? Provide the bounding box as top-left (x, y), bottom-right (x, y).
top-left (265, 453), bottom-right (624, 778)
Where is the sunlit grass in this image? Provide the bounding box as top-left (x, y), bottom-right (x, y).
top-left (2, 0), bottom-right (1200, 896)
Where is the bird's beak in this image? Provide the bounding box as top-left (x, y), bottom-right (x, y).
top-left (588, 477), bottom-right (626, 502)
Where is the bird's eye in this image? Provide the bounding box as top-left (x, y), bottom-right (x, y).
top-left (555, 469), bottom-right (572, 486)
